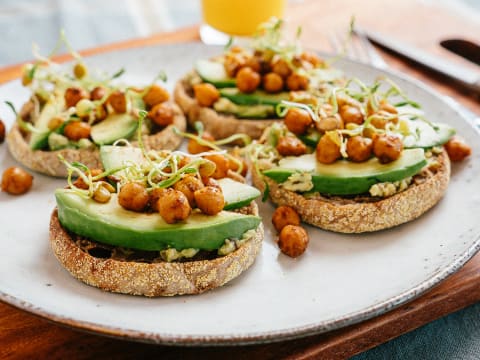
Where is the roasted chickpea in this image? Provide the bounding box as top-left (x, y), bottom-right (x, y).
top-left (158, 189), bottom-right (191, 224)
top-left (143, 84), bottom-right (170, 108)
top-left (372, 134), bottom-right (403, 164)
top-left (300, 51), bottom-right (323, 68)
top-left (262, 72), bottom-right (284, 93)
top-left (193, 83), bottom-right (220, 107)
top-left (187, 132), bottom-right (215, 154)
top-left (198, 159), bottom-right (217, 178)
top-left (63, 121), bottom-right (91, 141)
top-left (224, 54), bottom-right (246, 78)
top-left (271, 58), bottom-right (292, 79)
top-left (228, 156), bottom-right (248, 177)
top-left (64, 87), bottom-right (89, 108)
top-left (272, 205), bottom-right (301, 233)
top-left (73, 168), bottom-right (104, 190)
top-left (90, 86), bottom-right (106, 101)
top-left (94, 104), bottom-right (108, 122)
top-left (339, 105), bottom-right (364, 125)
top-left (346, 136), bottom-right (373, 162)
top-left (369, 114), bottom-right (388, 129)
top-left (204, 154), bottom-right (229, 179)
top-left (278, 225), bottom-right (309, 258)
top-left (0, 118), bottom-right (5, 143)
top-left (173, 175), bottom-right (204, 207)
top-left (276, 136), bottom-right (307, 156)
top-left (202, 176), bottom-right (221, 189)
top-left (148, 102), bottom-right (174, 127)
top-left (286, 73), bottom-right (309, 91)
top-left (379, 99), bottom-right (398, 114)
top-left (149, 187), bottom-right (168, 212)
top-left (316, 133), bottom-right (341, 164)
top-left (236, 67), bottom-right (261, 93)
top-left (92, 183), bottom-right (112, 204)
top-left (315, 114), bottom-right (343, 133)
top-left (47, 116), bottom-right (64, 131)
top-left (284, 108), bottom-right (313, 135)
top-left (73, 62), bottom-right (87, 79)
top-left (1, 167), bottom-right (33, 195)
top-left (106, 91), bottom-right (127, 113)
top-left (244, 56), bottom-right (263, 73)
top-left (194, 186), bottom-right (225, 215)
top-left (444, 136), bottom-right (472, 162)
top-left (118, 182), bottom-right (149, 212)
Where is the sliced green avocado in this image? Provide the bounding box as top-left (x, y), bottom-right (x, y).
top-left (195, 59), bottom-right (236, 88)
top-left (263, 148), bottom-right (427, 195)
top-left (218, 178), bottom-right (261, 210)
top-left (219, 88), bottom-right (290, 106)
top-left (90, 114), bottom-right (138, 145)
top-left (402, 119), bottom-right (455, 148)
top-left (55, 189), bottom-right (260, 251)
top-left (29, 101), bottom-right (59, 150)
top-left (213, 98), bottom-right (275, 119)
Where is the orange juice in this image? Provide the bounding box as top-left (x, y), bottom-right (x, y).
top-left (201, 0), bottom-right (286, 36)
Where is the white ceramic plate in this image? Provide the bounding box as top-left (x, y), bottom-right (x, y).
top-left (0, 43), bottom-right (479, 345)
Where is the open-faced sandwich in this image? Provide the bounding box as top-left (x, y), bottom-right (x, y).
top-left (49, 124), bottom-right (263, 296)
top-left (7, 37), bottom-right (186, 177)
top-left (249, 77), bottom-right (471, 233)
top-left (174, 18), bottom-right (344, 140)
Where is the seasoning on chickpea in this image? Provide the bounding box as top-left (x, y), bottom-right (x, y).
top-left (271, 58), bottom-right (292, 79)
top-left (315, 114), bottom-right (343, 133)
top-left (173, 175), bottom-right (204, 207)
top-left (228, 156), bottom-right (248, 177)
top-left (203, 154), bottom-right (229, 179)
top-left (316, 133), bottom-right (341, 164)
top-left (90, 86), bottom-right (106, 101)
top-left (194, 186), bottom-right (225, 215)
top-left (63, 121), bottom-right (91, 141)
top-left (276, 136), bottom-right (307, 157)
top-left (339, 105), bottom-right (364, 125)
top-left (278, 225), bottom-right (309, 258)
top-left (187, 131), bottom-right (215, 154)
top-left (272, 205), bottom-right (301, 233)
top-left (444, 136), bottom-right (471, 162)
top-left (143, 84), bottom-right (170, 108)
top-left (73, 168), bottom-right (104, 190)
top-left (1, 167), bottom-right (33, 195)
top-left (106, 91), bottom-right (127, 113)
top-left (0, 118), bottom-right (6, 143)
top-left (346, 136), bottom-right (373, 162)
top-left (263, 72), bottom-right (284, 93)
top-left (149, 187), bottom-right (168, 212)
top-left (372, 134), bottom-right (403, 164)
top-left (193, 83), bottom-right (220, 107)
top-left (148, 103), bottom-right (174, 127)
top-left (284, 108), bottom-right (312, 135)
top-left (118, 182), bottom-right (149, 212)
top-left (64, 87), bottom-right (89, 108)
top-left (286, 73), bottom-right (309, 91)
top-left (158, 188), bottom-right (191, 224)
top-left (236, 67), bottom-right (261, 93)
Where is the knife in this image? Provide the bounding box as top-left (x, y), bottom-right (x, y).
top-left (440, 39), bottom-right (480, 66)
top-left (359, 29), bottom-right (480, 95)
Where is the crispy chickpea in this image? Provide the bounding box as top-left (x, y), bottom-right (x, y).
top-left (276, 136), bottom-right (307, 156)
top-left (316, 133), bottom-right (341, 164)
top-left (194, 186), bottom-right (225, 215)
top-left (372, 134), bottom-right (403, 164)
top-left (143, 84), bottom-right (170, 108)
top-left (272, 205), bottom-right (301, 233)
top-left (244, 56), bottom-right (263, 73)
top-left (379, 99), bottom-right (398, 114)
top-left (149, 187), bottom-right (168, 212)
top-left (202, 176), bottom-right (221, 189)
top-left (94, 104), bottom-right (108, 122)
top-left (204, 154), bottom-right (229, 179)
top-left (193, 83), bottom-right (220, 107)
top-left (236, 67), bottom-right (261, 93)
top-left (369, 115), bottom-right (388, 130)
top-left (339, 105), bottom-right (364, 125)
top-left (315, 114), bottom-right (343, 133)
top-left (158, 189), bottom-right (191, 224)
top-left (262, 72), bottom-right (284, 93)
top-left (73, 62), bottom-right (87, 79)
top-left (64, 87), bottom-right (89, 108)
top-left (187, 132), bottom-right (215, 154)
top-left (346, 136), bottom-right (373, 162)
top-left (118, 182), bottom-right (149, 212)
top-left (106, 91), bottom-right (127, 113)
top-left (198, 159), bottom-right (217, 178)
top-left (0, 118), bottom-right (6, 143)
top-left (224, 55), bottom-right (245, 78)
top-left (444, 136), bottom-right (471, 162)
top-left (286, 73), bottom-right (309, 91)
top-left (278, 225), bottom-right (309, 258)
top-left (63, 121), bottom-right (91, 141)
top-left (92, 183), bottom-right (112, 204)
top-left (271, 58), bottom-right (292, 79)
top-left (148, 103), bottom-right (174, 127)
top-left (300, 51), bottom-right (323, 68)
top-left (284, 108), bottom-right (313, 135)
top-left (173, 175), bottom-right (204, 207)
top-left (228, 156), bottom-right (248, 177)
top-left (47, 116), bottom-right (64, 131)
top-left (90, 86), bottom-right (106, 101)
top-left (73, 168), bottom-right (104, 190)
top-left (1, 167), bottom-right (33, 195)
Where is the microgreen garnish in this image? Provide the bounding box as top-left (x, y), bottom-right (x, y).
top-left (110, 68), bottom-right (125, 79)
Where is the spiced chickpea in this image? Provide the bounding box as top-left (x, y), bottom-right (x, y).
top-left (300, 51), bottom-right (323, 68)
top-left (63, 121), bottom-right (91, 141)
top-left (236, 67), bottom-right (261, 93)
top-left (90, 86), bottom-right (106, 101)
top-left (118, 182), bottom-right (149, 212)
top-left (173, 175), bottom-right (204, 207)
top-left (339, 105), bottom-right (364, 125)
top-left (64, 87), bottom-right (89, 108)
top-left (202, 176), bottom-right (221, 189)
top-left (379, 99), bottom-right (398, 114)
top-left (271, 58), bottom-right (292, 79)
top-left (204, 154), bottom-right (229, 179)
top-left (148, 103), bottom-right (174, 127)
top-left (286, 73), bottom-right (309, 91)
top-left (193, 83), bottom-right (220, 107)
top-left (1, 167), bottom-right (33, 195)
top-left (198, 159), bottom-right (216, 178)
top-left (284, 108), bottom-right (312, 135)
top-left (158, 189), bottom-right (191, 224)
top-left (276, 136), bottom-right (307, 157)
top-left (272, 205), bottom-right (301, 233)
top-left (224, 55), bottom-right (245, 78)
top-left (194, 186), bottom-right (225, 216)
top-left (0, 118), bottom-right (5, 143)
top-left (444, 136), bottom-right (471, 162)
top-left (315, 114), bottom-right (343, 133)
top-left (278, 225), bottom-right (309, 258)
top-left (372, 134), bottom-right (403, 164)
top-left (106, 91), bottom-right (127, 113)
top-left (73, 62), bottom-right (87, 79)
top-left (228, 156), bottom-right (248, 177)
top-left (142, 84), bottom-right (170, 108)
top-left (244, 56), bottom-right (262, 73)
top-left (94, 104), bottom-right (108, 122)
top-left (187, 132), bottom-right (215, 154)
top-left (369, 115), bottom-right (388, 130)
top-left (262, 72), bottom-right (284, 93)
top-left (149, 187), bottom-right (168, 212)
top-left (73, 168), bottom-right (104, 190)
top-left (316, 133), bottom-right (341, 164)
top-left (346, 136), bottom-right (373, 162)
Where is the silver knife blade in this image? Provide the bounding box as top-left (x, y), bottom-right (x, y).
top-left (361, 29), bottom-right (480, 94)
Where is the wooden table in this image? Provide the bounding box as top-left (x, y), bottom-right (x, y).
top-left (1, 1), bottom-right (479, 358)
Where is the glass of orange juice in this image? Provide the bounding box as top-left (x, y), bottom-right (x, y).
top-left (200, 0), bottom-right (286, 42)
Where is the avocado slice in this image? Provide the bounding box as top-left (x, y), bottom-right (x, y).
top-left (263, 148), bottom-right (427, 195)
top-left (402, 120), bottom-right (455, 148)
top-left (218, 178), bottom-right (261, 210)
top-left (55, 189), bottom-right (260, 251)
top-left (195, 59), bottom-right (236, 88)
top-left (213, 98), bottom-right (275, 119)
top-left (29, 101), bottom-right (59, 150)
top-left (219, 88), bottom-right (290, 106)
top-left (91, 114), bottom-right (138, 145)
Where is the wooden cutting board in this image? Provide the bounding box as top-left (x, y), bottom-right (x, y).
top-left (1, 1), bottom-right (479, 358)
